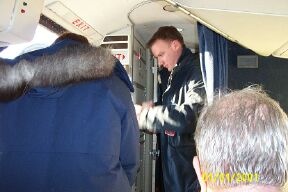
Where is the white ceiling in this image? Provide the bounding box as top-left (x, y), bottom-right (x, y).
top-left (42, 0), bottom-right (288, 57)
top-left (129, 1), bottom-right (197, 48)
top-left (43, 0), bottom-right (198, 48)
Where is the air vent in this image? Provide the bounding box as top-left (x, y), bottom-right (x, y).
top-left (39, 14), bottom-right (68, 35)
top-left (103, 36), bottom-right (128, 42)
top-left (237, 55), bottom-right (258, 68)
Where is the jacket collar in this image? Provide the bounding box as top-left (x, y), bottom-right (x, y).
top-left (177, 45), bottom-right (193, 67)
top-left (0, 42), bottom-right (115, 102)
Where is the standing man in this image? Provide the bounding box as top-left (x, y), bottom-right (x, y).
top-left (136, 26), bottom-right (205, 192)
top-left (0, 34), bottom-right (139, 192)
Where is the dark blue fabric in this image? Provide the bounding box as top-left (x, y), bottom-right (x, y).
top-left (0, 41), bottom-right (139, 192)
top-left (0, 57), bottom-right (15, 65)
top-left (197, 22), bottom-right (228, 97)
top-left (114, 60), bottom-right (134, 92)
top-left (159, 48), bottom-right (204, 192)
top-left (0, 46), bottom-right (7, 52)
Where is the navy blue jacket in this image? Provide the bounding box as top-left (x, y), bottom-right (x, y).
top-left (0, 40), bottom-right (139, 192)
top-left (139, 47), bottom-right (205, 192)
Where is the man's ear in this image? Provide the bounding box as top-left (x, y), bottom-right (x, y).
top-left (171, 40), bottom-right (181, 51)
top-left (193, 156), bottom-right (207, 192)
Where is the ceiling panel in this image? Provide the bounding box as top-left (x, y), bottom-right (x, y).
top-left (130, 1), bottom-right (198, 49)
top-left (44, 0), bottom-right (145, 37)
top-left (43, 0), bottom-right (199, 48)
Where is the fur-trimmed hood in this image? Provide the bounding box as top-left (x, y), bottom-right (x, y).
top-left (0, 43), bottom-right (115, 101)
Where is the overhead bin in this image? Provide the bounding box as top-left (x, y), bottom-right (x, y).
top-left (0, 0), bottom-right (44, 46)
top-left (172, 0), bottom-right (288, 58)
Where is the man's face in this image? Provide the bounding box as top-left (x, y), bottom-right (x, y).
top-left (151, 39), bottom-right (181, 71)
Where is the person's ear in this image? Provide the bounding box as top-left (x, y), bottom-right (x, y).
top-left (193, 156), bottom-right (207, 192)
top-left (171, 40), bottom-right (181, 51)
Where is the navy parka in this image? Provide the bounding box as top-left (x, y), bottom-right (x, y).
top-left (0, 40), bottom-right (139, 192)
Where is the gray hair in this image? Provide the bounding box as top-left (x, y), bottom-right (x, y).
top-left (195, 86), bottom-right (288, 188)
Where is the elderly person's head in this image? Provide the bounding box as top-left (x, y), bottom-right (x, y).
top-left (193, 87), bottom-right (288, 192)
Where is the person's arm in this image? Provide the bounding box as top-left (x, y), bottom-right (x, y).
top-left (120, 96), bottom-right (140, 185)
top-left (138, 79), bottom-right (204, 134)
top-left (111, 73), bottom-right (139, 186)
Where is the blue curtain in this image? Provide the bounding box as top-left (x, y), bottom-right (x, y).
top-left (197, 22), bottom-right (228, 104)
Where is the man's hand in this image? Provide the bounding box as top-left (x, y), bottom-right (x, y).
top-left (134, 101), bottom-right (154, 120)
top-left (134, 104), bottom-right (142, 121)
top-left (134, 101), bottom-right (156, 134)
top-left (142, 101), bottom-right (154, 109)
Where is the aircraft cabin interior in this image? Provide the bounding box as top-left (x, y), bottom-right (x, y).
top-left (1, 0), bottom-right (288, 191)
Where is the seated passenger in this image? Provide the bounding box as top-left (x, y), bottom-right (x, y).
top-left (193, 86), bottom-right (288, 192)
top-left (0, 33), bottom-right (139, 192)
